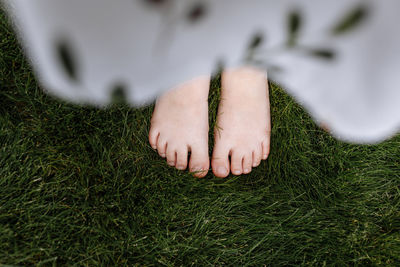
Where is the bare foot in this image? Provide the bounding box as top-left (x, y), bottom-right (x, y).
top-left (149, 76), bottom-right (210, 178)
top-left (212, 67), bottom-right (271, 178)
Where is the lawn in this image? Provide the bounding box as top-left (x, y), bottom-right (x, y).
top-left (1, 9), bottom-right (399, 266)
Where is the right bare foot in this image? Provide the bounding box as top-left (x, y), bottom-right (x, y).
top-left (212, 67), bottom-right (271, 178)
top-left (149, 76), bottom-right (210, 178)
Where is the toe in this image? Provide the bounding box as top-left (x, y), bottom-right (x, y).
top-left (176, 146), bottom-right (188, 170)
top-left (148, 128), bottom-right (159, 149)
top-left (230, 150), bottom-right (243, 176)
top-left (188, 144), bottom-right (209, 178)
top-left (157, 137), bottom-right (167, 158)
top-left (211, 146), bottom-right (230, 178)
top-left (242, 153), bottom-right (252, 174)
top-left (166, 144), bottom-right (176, 166)
top-left (262, 136), bottom-right (270, 160)
top-left (252, 146), bottom-right (262, 167)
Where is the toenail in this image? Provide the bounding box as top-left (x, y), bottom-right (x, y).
top-left (160, 153), bottom-right (166, 157)
top-left (244, 168), bottom-right (250, 173)
top-left (217, 166), bottom-right (228, 176)
top-left (176, 165), bottom-right (186, 170)
top-left (167, 161), bottom-right (175, 166)
top-left (233, 169), bottom-right (241, 175)
top-left (191, 167), bottom-right (203, 173)
top-left (151, 145), bottom-right (157, 149)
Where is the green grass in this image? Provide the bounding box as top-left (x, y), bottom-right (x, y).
top-left (1, 10), bottom-right (399, 266)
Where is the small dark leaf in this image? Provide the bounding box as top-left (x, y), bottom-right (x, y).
top-left (245, 33), bottom-right (265, 62)
top-left (187, 3), bottom-right (207, 23)
top-left (143, 0), bottom-right (168, 7)
top-left (57, 41), bottom-right (78, 81)
top-left (287, 10), bottom-right (303, 47)
top-left (111, 84), bottom-right (127, 105)
top-left (289, 11), bottom-right (301, 34)
top-left (248, 33), bottom-right (264, 50)
top-left (332, 5), bottom-right (369, 35)
top-left (310, 49), bottom-right (336, 60)
top-left (145, 0), bottom-right (167, 5)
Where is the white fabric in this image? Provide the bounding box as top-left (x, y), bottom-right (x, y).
top-left (3, 0), bottom-right (400, 143)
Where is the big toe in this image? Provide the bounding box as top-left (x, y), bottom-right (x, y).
top-left (211, 146), bottom-right (230, 178)
top-left (189, 144), bottom-right (209, 178)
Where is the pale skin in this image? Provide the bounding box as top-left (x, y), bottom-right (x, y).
top-left (149, 66), bottom-right (270, 178)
